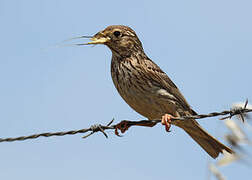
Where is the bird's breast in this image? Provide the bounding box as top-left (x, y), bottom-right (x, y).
top-left (110, 57), bottom-right (176, 119)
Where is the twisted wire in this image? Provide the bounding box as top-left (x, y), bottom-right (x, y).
top-left (0, 105), bottom-right (251, 143)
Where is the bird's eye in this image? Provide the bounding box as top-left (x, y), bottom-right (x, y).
top-left (113, 31), bottom-right (121, 37)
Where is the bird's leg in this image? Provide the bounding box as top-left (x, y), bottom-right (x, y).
top-left (115, 120), bottom-right (157, 136)
top-left (161, 114), bottom-right (174, 132)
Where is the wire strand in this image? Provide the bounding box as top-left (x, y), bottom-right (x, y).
top-left (0, 105), bottom-right (251, 143)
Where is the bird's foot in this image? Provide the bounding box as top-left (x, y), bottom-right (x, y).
top-left (161, 114), bottom-right (173, 132)
top-left (115, 120), bottom-right (131, 137)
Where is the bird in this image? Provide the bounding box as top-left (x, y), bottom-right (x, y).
top-left (82, 25), bottom-right (233, 158)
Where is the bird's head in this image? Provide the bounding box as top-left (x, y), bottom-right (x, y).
top-left (85, 25), bottom-right (144, 57)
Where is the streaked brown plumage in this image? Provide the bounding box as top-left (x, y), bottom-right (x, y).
top-left (86, 25), bottom-right (233, 158)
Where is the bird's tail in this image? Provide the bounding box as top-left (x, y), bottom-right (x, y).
top-left (178, 119), bottom-right (233, 159)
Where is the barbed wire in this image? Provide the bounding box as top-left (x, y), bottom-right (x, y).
top-left (0, 100), bottom-right (251, 143)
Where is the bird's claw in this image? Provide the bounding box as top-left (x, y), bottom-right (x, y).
top-left (161, 114), bottom-right (173, 132)
top-left (114, 120), bottom-right (131, 137)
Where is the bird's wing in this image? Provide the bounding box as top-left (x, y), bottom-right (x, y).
top-left (143, 58), bottom-right (195, 114)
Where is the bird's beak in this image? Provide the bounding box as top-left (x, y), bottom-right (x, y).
top-left (86, 36), bottom-right (108, 44)
top-left (85, 32), bottom-right (110, 45)
top-left (69, 32), bottom-right (110, 46)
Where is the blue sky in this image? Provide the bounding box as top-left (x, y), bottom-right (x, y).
top-left (0, 0), bottom-right (251, 179)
